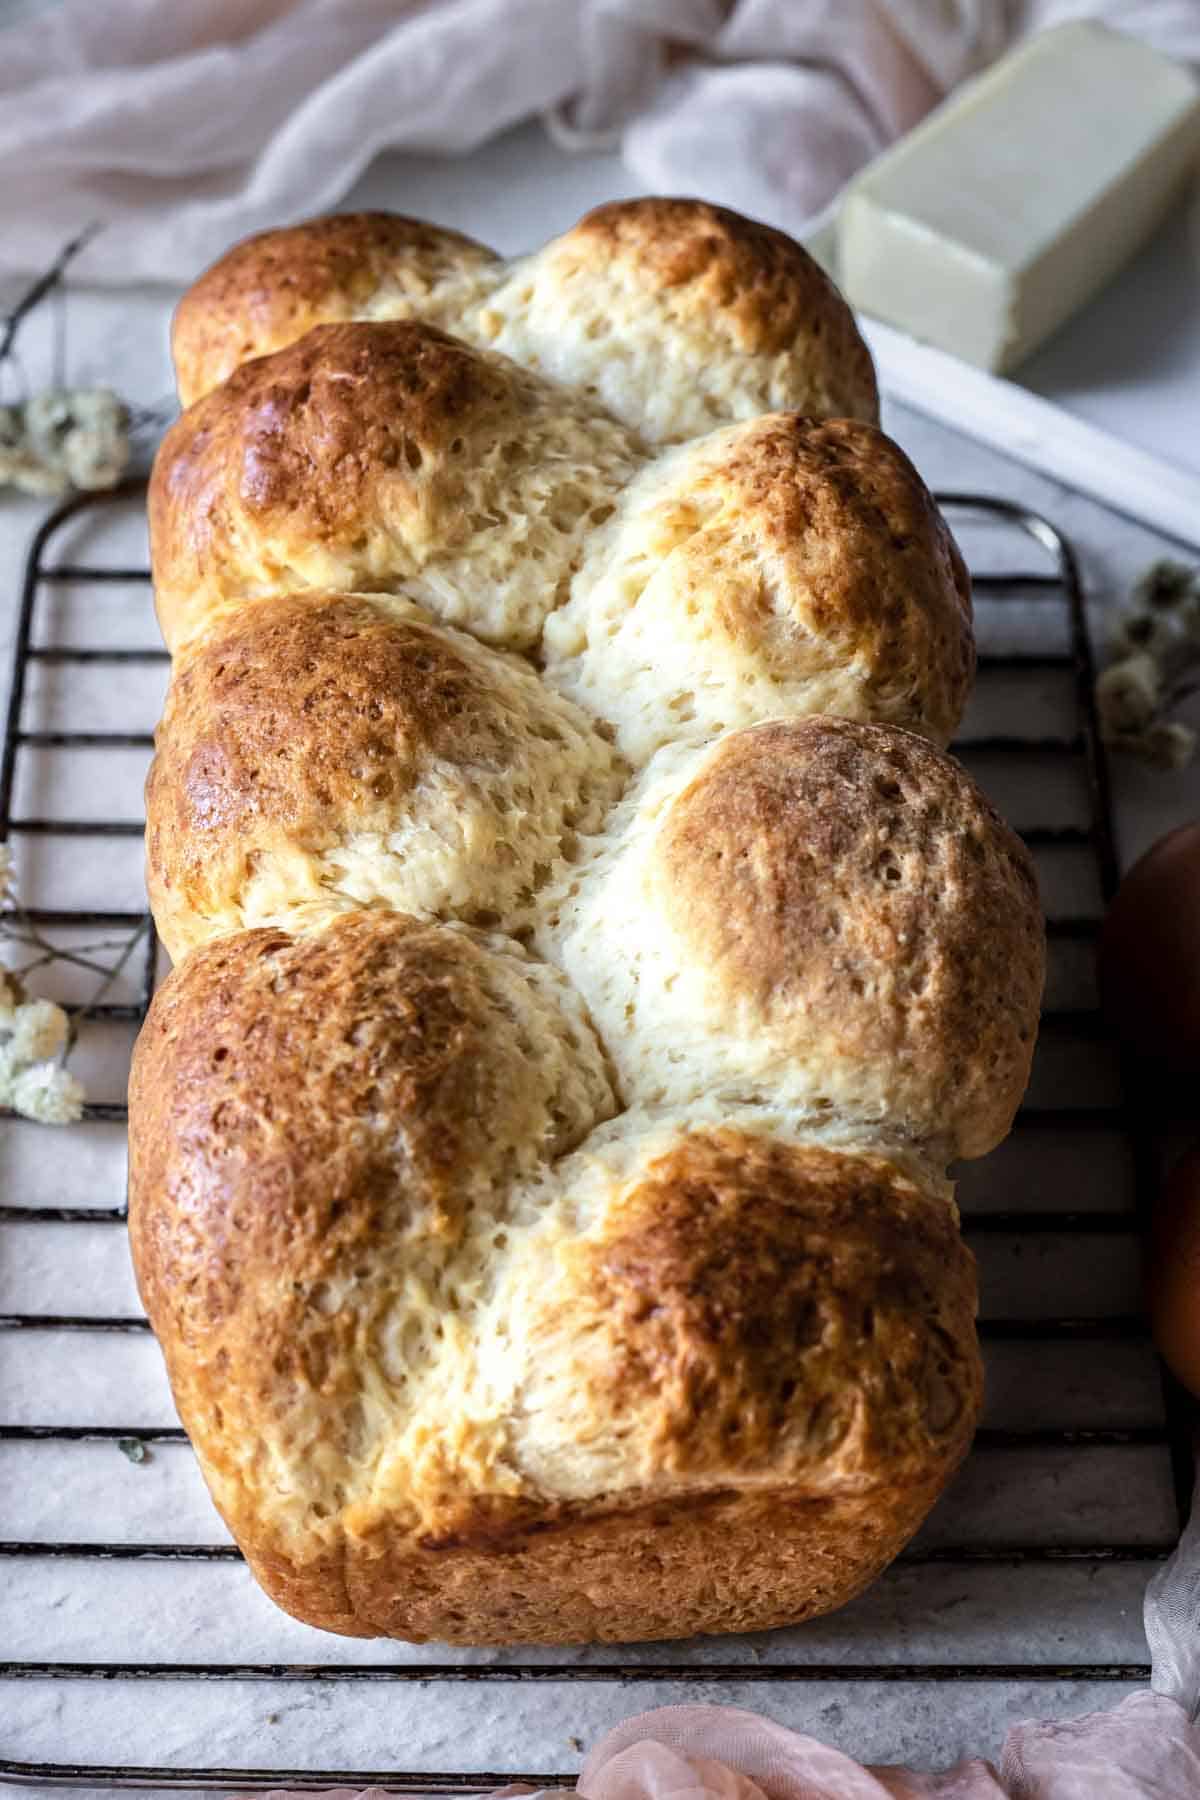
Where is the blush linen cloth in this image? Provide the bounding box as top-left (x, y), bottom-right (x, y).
top-left (3, 0), bottom-right (1200, 285)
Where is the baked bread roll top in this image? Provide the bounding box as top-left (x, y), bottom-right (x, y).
top-left (545, 413), bottom-right (973, 758)
top-left (172, 212), bottom-right (501, 409)
top-left (129, 904), bottom-right (979, 1640)
top-left (151, 320), bottom-right (644, 653)
top-left (145, 591), bottom-right (625, 961)
top-left (540, 717), bottom-right (1043, 1163)
top-left (171, 198), bottom-right (878, 441)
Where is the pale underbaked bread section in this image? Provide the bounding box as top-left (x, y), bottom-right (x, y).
top-left (544, 415), bottom-right (974, 761)
top-left (150, 320), bottom-right (643, 654)
top-left (145, 591), bottom-right (624, 963)
top-left (171, 199), bottom-right (879, 438)
top-left (130, 919), bottom-right (979, 1642)
top-left (538, 718), bottom-right (1043, 1167)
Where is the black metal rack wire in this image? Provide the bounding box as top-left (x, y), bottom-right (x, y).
top-left (0, 482), bottom-right (1195, 1791)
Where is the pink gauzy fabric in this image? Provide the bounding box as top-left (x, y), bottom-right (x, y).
top-left (233, 1479), bottom-right (1200, 1798)
top-left (231, 1694), bottom-right (1200, 1800)
top-left (581, 1706), bottom-right (1009, 1797)
top-left (579, 1695), bottom-right (1200, 1798)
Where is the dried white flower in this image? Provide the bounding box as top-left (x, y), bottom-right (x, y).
top-left (8, 997), bottom-right (69, 1063)
top-left (0, 228), bottom-right (135, 498)
top-left (0, 404), bottom-right (64, 496)
top-left (18, 387), bottom-right (131, 495)
top-left (1137, 720), bottom-right (1197, 770)
top-left (1099, 558), bottom-right (1200, 770)
top-left (1110, 609), bottom-right (1185, 665)
top-left (1133, 558), bottom-right (1199, 614)
top-left (1097, 652), bottom-right (1161, 736)
top-left (8, 1059), bottom-right (85, 1126)
top-left (1109, 561), bottom-right (1199, 666)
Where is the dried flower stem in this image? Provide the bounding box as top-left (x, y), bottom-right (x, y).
top-left (0, 224), bottom-right (101, 367)
top-left (61, 913), bottom-right (150, 1058)
top-left (1097, 558), bottom-right (1200, 770)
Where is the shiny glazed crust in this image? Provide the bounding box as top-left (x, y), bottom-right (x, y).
top-left (130, 197), bottom-right (1044, 1646)
top-left (150, 319), bottom-right (644, 654)
top-left (172, 211), bottom-right (502, 409)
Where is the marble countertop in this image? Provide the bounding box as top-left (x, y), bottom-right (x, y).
top-left (1, 123), bottom-right (1198, 1798)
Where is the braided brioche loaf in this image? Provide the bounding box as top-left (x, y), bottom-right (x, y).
top-left (129, 200), bottom-right (1044, 1647)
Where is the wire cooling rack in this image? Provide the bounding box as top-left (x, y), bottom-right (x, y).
top-left (0, 481), bottom-right (1196, 1790)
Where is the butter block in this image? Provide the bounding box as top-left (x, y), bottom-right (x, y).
top-left (838, 22), bottom-right (1200, 373)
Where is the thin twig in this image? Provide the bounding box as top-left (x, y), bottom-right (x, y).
top-left (2, 909), bottom-right (149, 986)
top-left (126, 398), bottom-right (175, 433)
top-left (1, 915), bottom-right (144, 958)
top-left (0, 223), bottom-right (101, 367)
top-left (13, 948), bottom-right (128, 982)
top-left (51, 275), bottom-right (67, 389)
top-left (61, 914), bottom-right (149, 1055)
top-left (1164, 671), bottom-right (1200, 710)
top-left (6, 925), bottom-right (137, 956)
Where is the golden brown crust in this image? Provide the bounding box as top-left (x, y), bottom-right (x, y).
top-left (127, 916), bottom-right (508, 1536)
top-left (565, 197), bottom-right (878, 414)
top-left (152, 320), bottom-right (508, 647)
top-left (131, 992), bottom-right (979, 1645)
top-left (128, 197), bottom-right (1042, 1649)
top-left (172, 212), bottom-right (500, 407)
top-left (704, 415), bottom-right (973, 741)
top-left (144, 590), bottom-right (622, 958)
top-left (656, 719), bottom-right (1043, 1159)
top-left (146, 596), bottom-right (469, 902)
top-left (128, 914), bottom-right (585, 1302)
top-left (150, 317), bottom-right (643, 652)
top-left (243, 1480), bottom-right (957, 1644)
top-left (543, 413), bottom-right (973, 757)
top-left (582, 1133), bottom-right (979, 1481)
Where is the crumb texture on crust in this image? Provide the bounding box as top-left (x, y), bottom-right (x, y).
top-left (172, 212), bottom-right (502, 409)
top-left (151, 319), bottom-right (644, 654)
top-left (145, 590), bottom-right (623, 962)
top-left (544, 415), bottom-right (974, 760)
top-left (170, 198), bottom-right (878, 438)
top-left (130, 942), bottom-right (981, 1642)
top-left (539, 718), bottom-right (1043, 1165)
top-left (130, 195), bottom-right (1044, 1646)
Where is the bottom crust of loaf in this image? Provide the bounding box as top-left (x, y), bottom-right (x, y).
top-left (239, 1473), bottom-right (959, 1645)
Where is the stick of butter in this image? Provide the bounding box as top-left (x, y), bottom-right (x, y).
top-left (837, 21), bottom-right (1200, 373)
